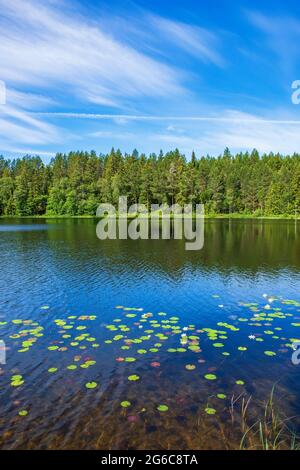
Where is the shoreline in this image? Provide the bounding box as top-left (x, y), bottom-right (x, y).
top-left (0, 213), bottom-right (299, 220)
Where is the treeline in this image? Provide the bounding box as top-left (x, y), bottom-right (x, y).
top-left (0, 148), bottom-right (299, 216)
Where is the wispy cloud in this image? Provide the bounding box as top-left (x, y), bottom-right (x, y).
top-left (0, 0), bottom-right (183, 109)
top-left (30, 111), bottom-right (300, 125)
top-left (152, 110), bottom-right (300, 155)
top-left (149, 15), bottom-right (224, 67)
top-left (0, 106), bottom-right (59, 146)
top-left (246, 10), bottom-right (300, 73)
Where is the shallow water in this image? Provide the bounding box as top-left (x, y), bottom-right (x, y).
top-left (0, 218), bottom-right (300, 449)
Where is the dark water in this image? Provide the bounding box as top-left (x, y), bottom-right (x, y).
top-left (0, 218), bottom-right (300, 449)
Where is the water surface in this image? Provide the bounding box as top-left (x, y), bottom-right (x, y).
top-left (0, 218), bottom-right (300, 449)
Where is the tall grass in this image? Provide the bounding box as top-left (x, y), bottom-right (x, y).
top-left (236, 385), bottom-right (300, 450)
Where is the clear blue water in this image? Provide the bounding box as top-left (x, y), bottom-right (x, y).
top-left (0, 218), bottom-right (299, 449)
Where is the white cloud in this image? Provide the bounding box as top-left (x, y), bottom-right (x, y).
top-left (150, 110), bottom-right (300, 155)
top-left (246, 10), bottom-right (300, 73)
top-left (0, 105), bottom-right (59, 146)
top-left (149, 15), bottom-right (224, 67)
top-left (0, 0), bottom-right (183, 108)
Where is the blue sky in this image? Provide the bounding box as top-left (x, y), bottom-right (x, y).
top-left (1, 0), bottom-right (300, 161)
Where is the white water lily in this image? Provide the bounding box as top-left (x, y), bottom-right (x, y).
top-left (248, 335), bottom-right (255, 340)
top-left (180, 334), bottom-right (188, 345)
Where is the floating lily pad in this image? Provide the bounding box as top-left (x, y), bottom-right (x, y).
top-left (157, 404), bottom-right (169, 412)
top-left (217, 394), bottom-right (226, 399)
top-left (185, 364), bottom-right (196, 370)
top-left (85, 381), bottom-right (98, 389)
top-left (204, 374), bottom-right (217, 380)
top-left (264, 351), bottom-right (277, 356)
top-left (205, 407), bottom-right (216, 415)
top-left (128, 375), bottom-right (140, 381)
top-left (18, 410), bottom-right (28, 416)
top-left (236, 380), bottom-right (245, 385)
top-left (120, 401), bottom-right (131, 408)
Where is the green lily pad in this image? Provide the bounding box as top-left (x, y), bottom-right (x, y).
top-left (205, 407), bottom-right (216, 415)
top-left (236, 380), bottom-right (245, 385)
top-left (217, 394), bottom-right (226, 399)
top-left (85, 381), bottom-right (98, 389)
top-left (157, 404), bottom-right (169, 412)
top-left (128, 375), bottom-right (140, 381)
top-left (264, 351), bottom-right (277, 356)
top-left (18, 410), bottom-right (28, 416)
top-left (204, 374), bottom-right (217, 380)
top-left (11, 380), bottom-right (24, 387)
top-left (120, 401), bottom-right (131, 408)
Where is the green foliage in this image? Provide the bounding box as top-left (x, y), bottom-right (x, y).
top-left (0, 148), bottom-right (299, 216)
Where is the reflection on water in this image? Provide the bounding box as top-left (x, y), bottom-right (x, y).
top-left (0, 218), bottom-right (299, 449)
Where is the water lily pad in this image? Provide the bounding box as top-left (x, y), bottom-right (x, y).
top-left (11, 380), bottom-right (24, 387)
top-left (236, 380), bottom-right (245, 385)
top-left (157, 404), bottom-right (169, 412)
top-left (204, 374), bottom-right (217, 380)
top-left (120, 401), bottom-right (131, 408)
top-left (128, 375), bottom-right (140, 381)
top-left (217, 394), bottom-right (226, 399)
top-left (85, 381), bottom-right (98, 389)
top-left (48, 367), bottom-right (58, 373)
top-left (185, 364), bottom-right (196, 370)
top-left (264, 351), bottom-right (277, 356)
top-left (18, 410), bottom-right (28, 416)
top-left (205, 407), bottom-right (216, 415)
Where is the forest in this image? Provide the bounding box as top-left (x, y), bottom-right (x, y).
top-left (0, 147), bottom-right (299, 217)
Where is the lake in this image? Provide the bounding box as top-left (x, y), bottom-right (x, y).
top-left (0, 218), bottom-right (300, 449)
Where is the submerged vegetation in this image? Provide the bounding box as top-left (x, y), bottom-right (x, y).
top-left (1, 294), bottom-right (300, 449)
top-left (0, 148), bottom-right (300, 217)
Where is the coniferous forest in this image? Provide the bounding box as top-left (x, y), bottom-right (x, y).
top-left (0, 147), bottom-right (299, 217)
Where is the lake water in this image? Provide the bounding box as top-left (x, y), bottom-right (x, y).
top-left (0, 218), bottom-right (300, 449)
